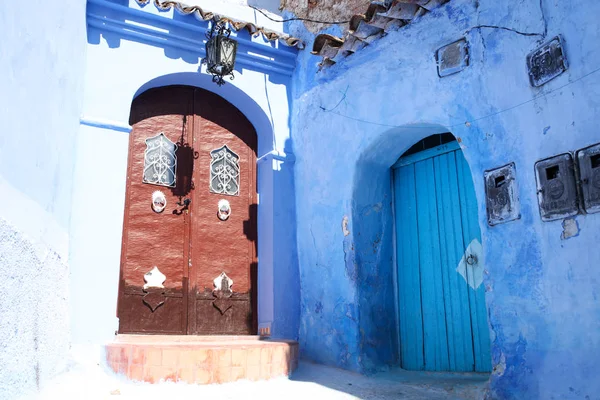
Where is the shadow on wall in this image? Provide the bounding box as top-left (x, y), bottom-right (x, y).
top-left (290, 360), bottom-right (489, 399)
top-left (270, 138), bottom-right (301, 340)
top-left (86, 0), bottom-right (291, 85)
top-left (348, 124), bottom-right (466, 373)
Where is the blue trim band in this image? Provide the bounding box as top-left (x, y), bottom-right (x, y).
top-left (80, 116), bottom-right (132, 133)
top-left (87, 0), bottom-right (297, 76)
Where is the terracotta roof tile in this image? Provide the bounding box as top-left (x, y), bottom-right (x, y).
top-left (312, 0), bottom-right (450, 66)
top-left (135, 0), bottom-right (305, 49)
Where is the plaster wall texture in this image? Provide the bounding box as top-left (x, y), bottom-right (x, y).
top-left (281, 0), bottom-right (371, 33)
top-left (0, 1), bottom-right (87, 398)
top-left (289, 0), bottom-right (600, 398)
top-left (70, 0), bottom-right (300, 344)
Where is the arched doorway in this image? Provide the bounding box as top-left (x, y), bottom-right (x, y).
top-left (392, 133), bottom-right (491, 372)
top-left (117, 85), bottom-right (258, 335)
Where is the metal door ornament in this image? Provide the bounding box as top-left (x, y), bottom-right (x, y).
top-left (142, 266), bottom-right (167, 312)
top-left (210, 145), bottom-right (240, 196)
top-left (212, 272), bottom-right (233, 314)
top-left (143, 132), bottom-right (178, 187)
top-left (151, 191), bottom-right (167, 213)
top-left (217, 199), bottom-right (231, 220)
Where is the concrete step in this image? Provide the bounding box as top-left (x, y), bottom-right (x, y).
top-left (105, 334), bottom-right (299, 384)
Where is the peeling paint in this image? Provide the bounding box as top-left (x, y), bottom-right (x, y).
top-left (343, 235), bottom-right (357, 281)
top-left (492, 353), bottom-right (506, 376)
top-left (281, 0), bottom-right (370, 33)
top-left (315, 301), bottom-right (323, 314)
top-left (342, 215), bottom-right (350, 236)
top-left (561, 217), bottom-right (580, 240)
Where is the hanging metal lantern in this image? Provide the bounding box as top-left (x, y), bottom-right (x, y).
top-left (204, 19), bottom-right (238, 86)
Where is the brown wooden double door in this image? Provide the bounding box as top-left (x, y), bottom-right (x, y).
top-left (117, 85), bottom-right (257, 335)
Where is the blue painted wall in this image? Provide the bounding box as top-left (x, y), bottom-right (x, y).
top-left (289, 0), bottom-right (600, 398)
top-left (3, 0), bottom-right (600, 398)
top-left (0, 1), bottom-right (87, 398)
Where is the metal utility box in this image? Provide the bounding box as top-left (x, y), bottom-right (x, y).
top-left (534, 153), bottom-right (579, 221)
top-left (527, 36), bottom-right (568, 87)
top-left (436, 38), bottom-right (469, 78)
top-left (484, 163), bottom-right (520, 226)
top-left (576, 143), bottom-right (600, 214)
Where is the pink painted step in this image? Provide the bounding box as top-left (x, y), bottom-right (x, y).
top-left (105, 335), bottom-right (299, 384)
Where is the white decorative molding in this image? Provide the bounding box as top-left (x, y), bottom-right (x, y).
top-left (143, 266), bottom-right (166, 289)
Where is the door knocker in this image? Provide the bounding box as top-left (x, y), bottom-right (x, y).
top-left (217, 199), bottom-right (231, 221)
top-left (151, 191), bottom-right (167, 213)
top-left (466, 254), bottom-right (478, 265)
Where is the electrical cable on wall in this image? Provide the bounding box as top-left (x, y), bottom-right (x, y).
top-left (319, 65), bottom-right (600, 129)
top-left (250, 5), bottom-right (350, 24)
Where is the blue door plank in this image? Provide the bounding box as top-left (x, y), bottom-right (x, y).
top-left (414, 158), bottom-right (449, 371)
top-left (393, 164), bottom-right (424, 370)
top-left (455, 151), bottom-right (492, 373)
top-left (393, 141), bottom-right (461, 168)
top-left (394, 142), bottom-right (491, 373)
top-left (433, 151), bottom-right (476, 372)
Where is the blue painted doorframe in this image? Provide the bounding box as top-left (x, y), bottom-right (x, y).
top-left (392, 141), bottom-right (492, 372)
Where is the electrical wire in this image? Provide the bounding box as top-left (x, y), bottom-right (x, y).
top-left (250, 5), bottom-right (350, 24)
top-left (320, 65), bottom-right (600, 129)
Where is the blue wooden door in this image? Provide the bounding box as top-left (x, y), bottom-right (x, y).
top-left (393, 141), bottom-right (491, 372)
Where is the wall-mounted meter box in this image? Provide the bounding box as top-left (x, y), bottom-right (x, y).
top-left (484, 163), bottom-right (520, 226)
top-left (527, 36), bottom-right (568, 87)
top-left (534, 153), bottom-right (579, 221)
top-left (576, 143), bottom-right (600, 214)
top-left (436, 38), bottom-right (469, 78)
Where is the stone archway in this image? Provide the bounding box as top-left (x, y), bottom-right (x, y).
top-left (349, 124), bottom-right (492, 374)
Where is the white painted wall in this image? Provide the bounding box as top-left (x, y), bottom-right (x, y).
top-left (70, 0), bottom-right (299, 344)
top-left (0, 1), bottom-right (87, 398)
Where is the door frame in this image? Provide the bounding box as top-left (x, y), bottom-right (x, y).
top-left (118, 85), bottom-right (259, 335)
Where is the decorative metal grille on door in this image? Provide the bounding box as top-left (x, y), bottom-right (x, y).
top-left (209, 145), bottom-right (240, 196)
top-left (143, 132), bottom-right (178, 187)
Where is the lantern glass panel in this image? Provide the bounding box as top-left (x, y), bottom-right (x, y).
top-left (217, 36), bottom-right (237, 75)
top-left (206, 37), bottom-right (218, 71)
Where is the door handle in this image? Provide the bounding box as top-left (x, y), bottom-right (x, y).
top-left (173, 198), bottom-right (191, 215)
top-left (466, 254), bottom-right (478, 265)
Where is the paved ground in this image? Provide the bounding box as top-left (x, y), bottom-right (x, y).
top-left (25, 355), bottom-right (489, 400)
